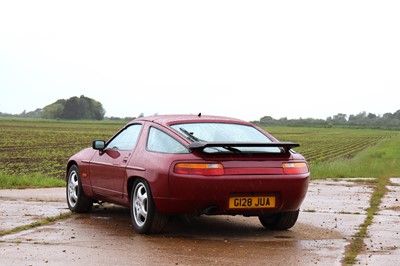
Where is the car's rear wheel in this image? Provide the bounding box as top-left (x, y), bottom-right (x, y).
top-left (258, 210), bottom-right (299, 230)
top-left (66, 165), bottom-right (93, 213)
top-left (130, 179), bottom-right (168, 234)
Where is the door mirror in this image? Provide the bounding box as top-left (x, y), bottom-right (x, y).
top-left (92, 140), bottom-right (106, 150)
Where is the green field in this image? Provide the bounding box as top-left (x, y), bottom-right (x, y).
top-left (261, 125), bottom-right (400, 179)
top-left (263, 126), bottom-right (397, 163)
top-left (0, 119), bottom-right (125, 188)
top-left (0, 118), bottom-right (399, 188)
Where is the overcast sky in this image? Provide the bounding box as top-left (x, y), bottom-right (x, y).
top-left (1, 1), bottom-right (399, 121)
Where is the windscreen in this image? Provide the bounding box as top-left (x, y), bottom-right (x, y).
top-left (171, 123), bottom-right (280, 153)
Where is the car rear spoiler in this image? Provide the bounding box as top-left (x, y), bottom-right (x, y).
top-left (188, 141), bottom-right (300, 153)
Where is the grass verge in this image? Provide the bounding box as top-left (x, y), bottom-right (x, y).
top-left (0, 212), bottom-right (72, 237)
top-left (342, 176), bottom-right (389, 265)
top-left (0, 173), bottom-right (65, 189)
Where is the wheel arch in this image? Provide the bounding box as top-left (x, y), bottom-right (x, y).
top-left (67, 161), bottom-right (94, 198)
top-left (128, 175), bottom-right (168, 234)
top-left (127, 176), bottom-right (145, 202)
top-left (66, 160), bottom-right (78, 180)
top-left (66, 163), bottom-right (93, 213)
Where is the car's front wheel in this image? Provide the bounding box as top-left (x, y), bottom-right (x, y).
top-left (66, 165), bottom-right (93, 213)
top-left (130, 179), bottom-right (168, 234)
top-left (259, 210), bottom-right (299, 230)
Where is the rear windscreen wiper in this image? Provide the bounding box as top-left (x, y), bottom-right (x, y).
top-left (222, 145), bottom-right (241, 153)
top-left (188, 141), bottom-right (299, 154)
top-left (179, 127), bottom-right (200, 142)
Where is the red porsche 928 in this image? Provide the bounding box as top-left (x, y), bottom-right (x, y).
top-left (66, 114), bottom-right (309, 234)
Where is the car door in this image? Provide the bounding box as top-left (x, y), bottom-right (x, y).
top-left (90, 124), bottom-right (142, 198)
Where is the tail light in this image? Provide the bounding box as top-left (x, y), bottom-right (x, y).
top-left (174, 163), bottom-right (224, 176)
top-left (282, 162), bottom-right (309, 174)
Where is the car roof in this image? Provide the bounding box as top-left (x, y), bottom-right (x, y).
top-left (132, 114), bottom-right (249, 126)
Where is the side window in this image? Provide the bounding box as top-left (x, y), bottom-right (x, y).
top-left (147, 127), bottom-right (189, 154)
top-left (106, 124), bottom-right (141, 151)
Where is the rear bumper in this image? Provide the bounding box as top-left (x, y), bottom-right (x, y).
top-left (154, 173), bottom-right (309, 215)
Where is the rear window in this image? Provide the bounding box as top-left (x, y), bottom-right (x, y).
top-left (171, 123), bottom-right (280, 153)
top-left (171, 123), bottom-right (270, 142)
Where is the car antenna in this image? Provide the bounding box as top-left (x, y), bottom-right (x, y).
top-left (198, 112), bottom-right (201, 117)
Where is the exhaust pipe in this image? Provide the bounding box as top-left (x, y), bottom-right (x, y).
top-left (202, 205), bottom-right (219, 215)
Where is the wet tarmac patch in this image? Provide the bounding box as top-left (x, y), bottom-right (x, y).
top-left (1, 179), bottom-right (399, 265)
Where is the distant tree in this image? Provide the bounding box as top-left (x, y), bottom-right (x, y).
top-left (355, 111), bottom-right (367, 120)
top-left (332, 113), bottom-right (347, 122)
top-left (382, 112), bottom-right (393, 119)
top-left (61, 96), bottom-right (81, 119)
top-left (42, 100), bottom-right (65, 119)
top-left (42, 95), bottom-right (105, 120)
top-left (24, 108), bottom-right (43, 118)
top-left (90, 98), bottom-right (106, 120)
top-left (260, 116), bottom-right (274, 123)
top-left (327, 113), bottom-right (347, 125)
top-left (393, 109), bottom-right (400, 119)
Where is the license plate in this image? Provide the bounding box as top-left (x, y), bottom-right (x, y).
top-left (229, 196), bottom-right (276, 209)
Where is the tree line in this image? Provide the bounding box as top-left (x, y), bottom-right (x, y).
top-left (257, 110), bottom-right (400, 128)
top-left (1, 98), bottom-right (399, 128)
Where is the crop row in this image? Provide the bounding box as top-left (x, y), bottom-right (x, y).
top-left (266, 126), bottom-right (397, 163)
top-left (0, 119), bottom-right (124, 178)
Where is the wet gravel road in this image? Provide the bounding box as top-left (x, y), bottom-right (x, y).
top-left (1, 179), bottom-right (399, 265)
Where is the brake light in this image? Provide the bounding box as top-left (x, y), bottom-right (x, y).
top-left (282, 162), bottom-right (309, 174)
top-left (174, 163), bottom-right (224, 176)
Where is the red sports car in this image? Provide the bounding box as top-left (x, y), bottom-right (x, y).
top-left (66, 114), bottom-right (309, 234)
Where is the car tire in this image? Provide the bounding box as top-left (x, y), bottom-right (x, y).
top-left (130, 179), bottom-right (168, 234)
top-left (66, 165), bottom-right (93, 213)
top-left (259, 209), bottom-right (299, 230)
